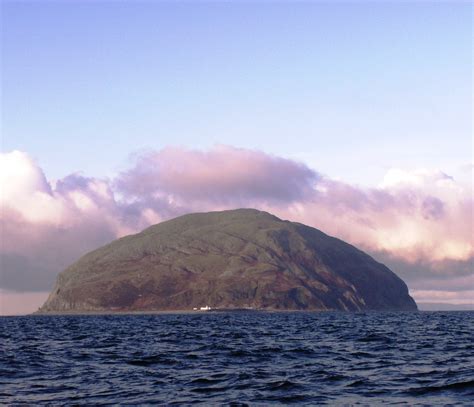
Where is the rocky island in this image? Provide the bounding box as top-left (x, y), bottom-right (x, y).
top-left (39, 209), bottom-right (417, 313)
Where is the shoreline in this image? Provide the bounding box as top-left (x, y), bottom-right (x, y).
top-left (3, 309), bottom-right (472, 317)
top-left (25, 307), bottom-right (426, 316)
top-left (31, 308), bottom-right (321, 316)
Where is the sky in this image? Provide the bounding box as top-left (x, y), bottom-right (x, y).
top-left (1, 1), bottom-right (472, 314)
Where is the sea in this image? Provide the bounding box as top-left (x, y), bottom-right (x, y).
top-left (1, 311), bottom-right (473, 405)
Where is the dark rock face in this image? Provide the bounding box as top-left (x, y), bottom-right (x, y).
top-left (39, 209), bottom-right (417, 312)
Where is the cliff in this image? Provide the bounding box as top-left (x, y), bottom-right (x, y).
top-left (39, 209), bottom-right (417, 312)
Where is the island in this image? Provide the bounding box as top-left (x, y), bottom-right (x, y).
top-left (38, 208), bottom-right (417, 313)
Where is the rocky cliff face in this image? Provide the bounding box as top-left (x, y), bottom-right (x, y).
top-left (39, 209), bottom-right (417, 312)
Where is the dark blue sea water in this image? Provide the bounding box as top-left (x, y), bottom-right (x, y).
top-left (1, 311), bottom-right (473, 405)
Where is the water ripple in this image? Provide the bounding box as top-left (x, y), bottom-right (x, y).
top-left (1, 311), bottom-right (473, 405)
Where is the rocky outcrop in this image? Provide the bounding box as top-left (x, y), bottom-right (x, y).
top-left (39, 209), bottom-right (417, 312)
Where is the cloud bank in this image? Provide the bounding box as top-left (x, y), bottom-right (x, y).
top-left (1, 147), bottom-right (472, 313)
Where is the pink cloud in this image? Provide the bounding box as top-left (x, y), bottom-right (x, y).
top-left (0, 290), bottom-right (50, 316)
top-left (1, 147), bottom-right (472, 314)
top-left (410, 289), bottom-right (474, 305)
top-left (117, 145), bottom-right (319, 206)
top-left (271, 185), bottom-right (472, 265)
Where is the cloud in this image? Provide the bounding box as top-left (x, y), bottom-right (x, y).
top-left (0, 289), bottom-right (50, 316)
top-left (379, 168), bottom-right (455, 189)
top-left (0, 152), bottom-right (128, 292)
top-left (116, 145), bottom-right (319, 206)
top-left (272, 177), bottom-right (472, 265)
top-left (409, 289), bottom-right (474, 305)
top-left (0, 151), bottom-right (60, 224)
top-left (1, 147), bottom-right (472, 313)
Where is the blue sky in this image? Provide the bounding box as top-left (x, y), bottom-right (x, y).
top-left (1, 1), bottom-right (473, 314)
top-left (2, 1), bottom-right (472, 184)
